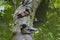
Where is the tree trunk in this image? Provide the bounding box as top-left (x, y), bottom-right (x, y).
top-left (30, 0), bottom-right (41, 26)
top-left (12, 0), bottom-right (42, 40)
top-left (33, 0), bottom-right (50, 28)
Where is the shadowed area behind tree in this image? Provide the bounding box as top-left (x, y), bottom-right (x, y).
top-left (33, 0), bottom-right (50, 28)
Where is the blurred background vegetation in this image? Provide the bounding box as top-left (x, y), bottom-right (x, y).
top-left (0, 0), bottom-right (60, 40)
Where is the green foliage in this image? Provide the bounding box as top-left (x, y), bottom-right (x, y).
top-left (0, 0), bottom-right (21, 40)
top-left (34, 0), bottom-right (60, 40)
top-left (0, 0), bottom-right (14, 40)
top-left (0, 0), bottom-right (60, 40)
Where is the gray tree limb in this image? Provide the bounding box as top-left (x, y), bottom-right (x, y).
top-left (12, 0), bottom-right (41, 40)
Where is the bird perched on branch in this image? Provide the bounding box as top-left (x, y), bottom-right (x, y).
top-left (20, 24), bottom-right (38, 34)
top-left (17, 8), bottom-right (30, 19)
top-left (13, 0), bottom-right (38, 34)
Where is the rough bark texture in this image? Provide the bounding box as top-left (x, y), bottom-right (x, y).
top-left (30, 0), bottom-right (41, 26)
top-left (12, 0), bottom-right (42, 40)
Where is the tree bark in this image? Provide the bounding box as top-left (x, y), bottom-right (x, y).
top-left (12, 0), bottom-right (42, 40)
top-left (33, 0), bottom-right (50, 28)
top-left (30, 0), bottom-right (41, 26)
